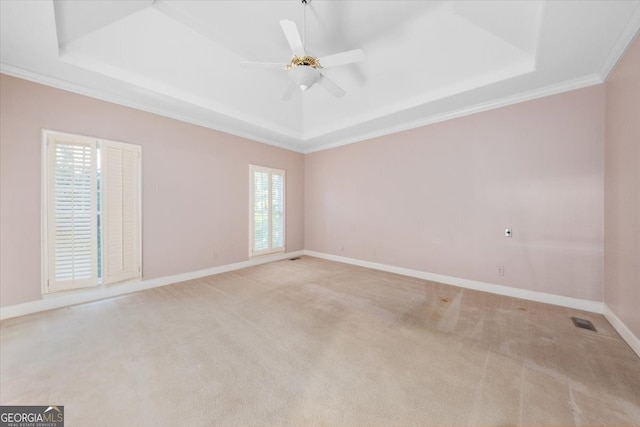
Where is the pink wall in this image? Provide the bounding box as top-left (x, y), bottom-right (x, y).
top-left (605, 34), bottom-right (640, 338)
top-left (306, 86), bottom-right (605, 301)
top-left (0, 74), bottom-right (304, 307)
top-left (0, 72), bottom-right (615, 309)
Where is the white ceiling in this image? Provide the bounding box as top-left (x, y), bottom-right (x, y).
top-left (1, 0), bottom-right (639, 153)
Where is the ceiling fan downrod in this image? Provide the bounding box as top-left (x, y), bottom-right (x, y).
top-left (302, 0), bottom-right (307, 52)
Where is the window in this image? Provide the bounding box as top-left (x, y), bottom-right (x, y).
top-left (250, 165), bottom-right (285, 256)
top-left (42, 130), bottom-right (141, 293)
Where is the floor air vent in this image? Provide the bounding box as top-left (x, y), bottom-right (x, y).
top-left (571, 317), bottom-right (597, 332)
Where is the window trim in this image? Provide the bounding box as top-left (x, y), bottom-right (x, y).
top-left (41, 129), bottom-right (143, 295)
top-left (249, 164), bottom-right (286, 258)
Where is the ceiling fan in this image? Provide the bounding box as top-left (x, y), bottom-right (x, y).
top-left (241, 0), bottom-right (365, 100)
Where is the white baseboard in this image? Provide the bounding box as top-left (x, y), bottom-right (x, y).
top-left (603, 304), bottom-right (640, 358)
top-left (306, 251), bottom-right (638, 357)
top-left (0, 250), bottom-right (304, 320)
top-left (0, 249), bottom-right (605, 319)
top-left (4, 249), bottom-right (638, 358)
top-left (304, 250), bottom-right (604, 314)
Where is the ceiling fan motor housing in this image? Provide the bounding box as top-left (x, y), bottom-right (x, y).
top-left (287, 55), bottom-right (321, 69)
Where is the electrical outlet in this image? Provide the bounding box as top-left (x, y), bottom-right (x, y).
top-left (497, 266), bottom-right (504, 276)
top-left (505, 228), bottom-right (512, 237)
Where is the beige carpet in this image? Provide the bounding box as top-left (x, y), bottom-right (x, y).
top-left (1, 256), bottom-right (639, 426)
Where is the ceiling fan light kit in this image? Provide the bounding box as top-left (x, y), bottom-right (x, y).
top-left (241, 0), bottom-right (365, 99)
top-left (291, 65), bottom-right (320, 91)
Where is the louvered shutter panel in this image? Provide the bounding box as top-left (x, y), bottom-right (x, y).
top-left (271, 172), bottom-right (285, 250)
top-left (253, 169), bottom-right (270, 254)
top-left (101, 140), bottom-right (141, 284)
top-left (250, 165), bottom-right (285, 256)
top-left (47, 135), bottom-right (98, 291)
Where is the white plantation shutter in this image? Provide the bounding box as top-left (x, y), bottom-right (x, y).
top-left (271, 172), bottom-right (285, 250)
top-left (44, 131), bottom-right (142, 294)
top-left (101, 140), bottom-right (141, 284)
top-left (47, 135), bottom-right (98, 291)
top-left (250, 165), bottom-right (285, 256)
top-left (253, 170), bottom-right (270, 253)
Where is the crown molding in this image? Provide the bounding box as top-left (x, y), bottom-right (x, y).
top-left (303, 74), bottom-right (603, 154)
top-left (1, 64), bottom-right (604, 155)
top-left (599, 3), bottom-right (640, 80)
top-left (0, 64), bottom-right (305, 154)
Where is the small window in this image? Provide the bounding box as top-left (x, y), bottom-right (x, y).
top-left (250, 165), bottom-right (285, 256)
top-left (42, 130), bottom-right (142, 293)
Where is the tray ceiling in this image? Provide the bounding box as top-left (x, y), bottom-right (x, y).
top-left (1, 1), bottom-right (639, 152)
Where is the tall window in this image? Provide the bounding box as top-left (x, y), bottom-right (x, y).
top-left (250, 165), bottom-right (285, 256)
top-left (43, 130), bottom-right (141, 293)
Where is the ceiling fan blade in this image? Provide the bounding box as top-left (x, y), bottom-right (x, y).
top-left (240, 62), bottom-right (286, 70)
top-left (318, 73), bottom-right (345, 98)
top-left (318, 49), bottom-right (365, 68)
top-left (280, 20), bottom-right (305, 57)
top-left (281, 81), bottom-right (297, 101)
